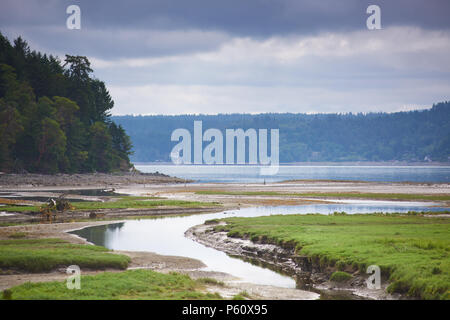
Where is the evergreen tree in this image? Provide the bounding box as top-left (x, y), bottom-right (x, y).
top-left (0, 31), bottom-right (133, 173)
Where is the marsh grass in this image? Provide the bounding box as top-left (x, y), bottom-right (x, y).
top-left (7, 232), bottom-right (27, 239)
top-left (196, 277), bottom-right (225, 286)
top-left (0, 238), bottom-right (130, 272)
top-left (1, 197), bottom-right (219, 213)
top-left (1, 269), bottom-right (222, 300)
top-left (72, 198), bottom-right (218, 210)
top-left (330, 271), bottom-right (352, 282)
top-left (216, 214), bottom-right (450, 299)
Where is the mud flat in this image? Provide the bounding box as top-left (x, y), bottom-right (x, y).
top-left (0, 206), bottom-right (223, 225)
top-left (186, 222), bottom-right (405, 300)
top-left (169, 180), bottom-right (450, 195)
top-left (142, 180), bottom-right (450, 208)
top-left (0, 172), bottom-right (186, 189)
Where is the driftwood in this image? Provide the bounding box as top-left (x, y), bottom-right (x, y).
top-left (40, 194), bottom-right (74, 223)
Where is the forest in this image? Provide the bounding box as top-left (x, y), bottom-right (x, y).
top-left (113, 102), bottom-right (450, 163)
top-left (0, 32), bottom-right (133, 173)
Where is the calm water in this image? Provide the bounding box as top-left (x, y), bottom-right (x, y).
top-left (71, 200), bottom-right (447, 289)
top-left (136, 164), bottom-right (450, 183)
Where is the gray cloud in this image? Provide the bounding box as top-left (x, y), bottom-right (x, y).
top-left (1, 26), bottom-right (231, 59)
top-left (1, 0), bottom-right (449, 115)
top-left (2, 0), bottom-right (450, 33)
top-left (1, 0), bottom-right (450, 59)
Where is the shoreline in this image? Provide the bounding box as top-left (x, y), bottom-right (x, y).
top-left (186, 221), bottom-right (404, 300)
top-left (134, 161), bottom-right (450, 166)
top-left (0, 172), bottom-right (187, 189)
top-left (0, 206), bottom-right (225, 225)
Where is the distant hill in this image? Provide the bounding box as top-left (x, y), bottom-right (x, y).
top-left (112, 102), bottom-right (450, 163)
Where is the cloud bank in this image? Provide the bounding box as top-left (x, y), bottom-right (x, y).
top-left (1, 0), bottom-right (449, 114)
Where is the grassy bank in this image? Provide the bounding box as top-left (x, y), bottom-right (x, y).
top-left (195, 190), bottom-right (450, 202)
top-left (1, 269), bottom-right (222, 300)
top-left (0, 196), bottom-right (219, 213)
top-left (0, 211), bottom-right (221, 227)
top-left (0, 238), bottom-right (130, 272)
top-left (213, 213), bottom-right (450, 299)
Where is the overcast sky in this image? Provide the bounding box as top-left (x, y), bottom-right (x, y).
top-left (1, 0), bottom-right (450, 115)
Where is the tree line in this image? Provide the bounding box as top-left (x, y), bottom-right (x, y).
top-left (113, 102), bottom-right (450, 163)
top-left (0, 32), bottom-right (133, 173)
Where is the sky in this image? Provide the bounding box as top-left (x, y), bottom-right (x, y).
top-left (1, 0), bottom-right (450, 115)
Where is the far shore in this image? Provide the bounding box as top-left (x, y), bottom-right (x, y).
top-left (134, 161), bottom-right (450, 166)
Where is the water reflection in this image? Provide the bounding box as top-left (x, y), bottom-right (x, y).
top-left (75, 223), bottom-right (125, 247)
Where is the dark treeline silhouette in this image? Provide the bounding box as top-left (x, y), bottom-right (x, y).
top-left (113, 102), bottom-right (450, 163)
top-left (0, 32), bottom-right (133, 173)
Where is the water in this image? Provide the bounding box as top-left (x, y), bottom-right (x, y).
top-left (136, 164), bottom-right (450, 183)
top-left (70, 200), bottom-right (447, 289)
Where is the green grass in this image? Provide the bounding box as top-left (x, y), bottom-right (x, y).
top-left (196, 277), bottom-right (225, 286)
top-left (1, 269), bottom-right (222, 300)
top-left (1, 205), bottom-right (39, 212)
top-left (231, 291), bottom-right (251, 300)
top-left (215, 214), bottom-right (450, 299)
top-left (7, 232), bottom-right (27, 239)
top-left (72, 212), bottom-right (214, 223)
top-left (1, 197), bottom-right (220, 213)
top-left (195, 190), bottom-right (450, 201)
top-left (0, 211), bottom-right (219, 227)
top-left (0, 238), bottom-right (130, 272)
top-left (72, 198), bottom-right (218, 210)
top-left (330, 271), bottom-right (352, 282)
